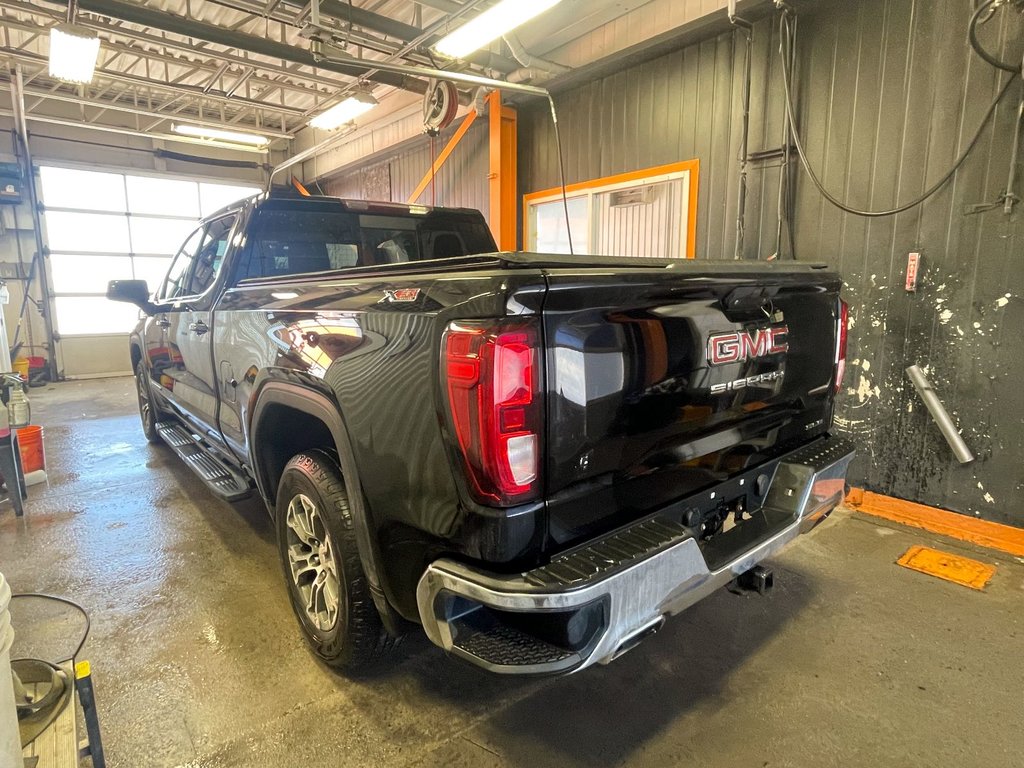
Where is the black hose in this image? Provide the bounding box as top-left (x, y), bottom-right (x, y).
top-left (11, 592), bottom-right (91, 664)
top-left (969, 0), bottom-right (1023, 73)
top-left (547, 94), bottom-right (574, 255)
top-left (779, 12), bottom-right (1020, 218)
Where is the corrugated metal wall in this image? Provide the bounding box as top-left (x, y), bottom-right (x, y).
top-left (791, 0), bottom-right (1023, 526)
top-left (322, 119), bottom-right (490, 215)
top-left (519, 0), bottom-right (1023, 525)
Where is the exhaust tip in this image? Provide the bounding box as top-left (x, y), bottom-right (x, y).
top-left (610, 616), bottom-right (666, 661)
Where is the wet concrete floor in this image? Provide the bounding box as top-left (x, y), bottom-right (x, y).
top-left (1, 377), bottom-right (1021, 767)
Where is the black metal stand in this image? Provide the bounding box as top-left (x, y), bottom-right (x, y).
top-left (74, 661), bottom-right (106, 768)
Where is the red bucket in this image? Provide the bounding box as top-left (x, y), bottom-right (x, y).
top-left (16, 426), bottom-right (44, 474)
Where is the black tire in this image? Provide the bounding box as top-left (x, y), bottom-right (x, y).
top-left (135, 361), bottom-right (161, 444)
top-left (275, 450), bottom-right (396, 670)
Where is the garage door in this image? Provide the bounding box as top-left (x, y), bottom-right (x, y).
top-left (38, 166), bottom-right (260, 377)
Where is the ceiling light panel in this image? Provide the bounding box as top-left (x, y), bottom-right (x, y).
top-left (48, 23), bottom-right (101, 84)
top-left (434, 0), bottom-right (563, 59)
top-left (173, 124), bottom-right (270, 146)
top-left (309, 93), bottom-right (379, 131)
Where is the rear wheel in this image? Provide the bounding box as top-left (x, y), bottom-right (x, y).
top-left (275, 450), bottom-right (395, 670)
top-left (135, 361), bottom-right (161, 444)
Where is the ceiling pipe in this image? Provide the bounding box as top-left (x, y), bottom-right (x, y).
top-left (43, 0), bottom-right (431, 93)
top-left (502, 33), bottom-right (570, 75)
top-left (313, 0), bottom-right (493, 110)
top-left (310, 40), bottom-right (548, 98)
top-left (505, 67), bottom-right (551, 85)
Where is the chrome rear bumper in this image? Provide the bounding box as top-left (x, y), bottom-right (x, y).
top-left (417, 436), bottom-right (854, 675)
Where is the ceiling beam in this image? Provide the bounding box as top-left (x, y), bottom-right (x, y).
top-left (0, 1), bottom-right (352, 94)
top-left (0, 82), bottom-right (294, 138)
top-left (0, 107), bottom-right (273, 152)
top-left (283, 0), bottom-right (423, 42)
top-left (413, 0), bottom-right (464, 14)
top-left (37, 0), bottom-right (430, 93)
top-left (204, 0), bottom-right (415, 60)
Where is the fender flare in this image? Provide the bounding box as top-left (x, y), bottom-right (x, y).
top-left (249, 382), bottom-right (389, 613)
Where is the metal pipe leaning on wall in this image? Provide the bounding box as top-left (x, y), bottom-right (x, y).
top-left (906, 365), bottom-right (975, 465)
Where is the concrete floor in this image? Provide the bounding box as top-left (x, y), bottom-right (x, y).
top-left (1, 377), bottom-right (1022, 768)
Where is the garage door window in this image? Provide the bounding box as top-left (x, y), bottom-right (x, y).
top-left (38, 166), bottom-right (259, 336)
top-left (523, 160), bottom-right (699, 260)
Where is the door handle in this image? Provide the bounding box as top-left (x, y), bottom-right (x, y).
top-left (189, 320), bottom-right (209, 336)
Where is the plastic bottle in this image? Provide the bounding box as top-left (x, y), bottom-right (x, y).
top-left (6, 384), bottom-right (29, 429)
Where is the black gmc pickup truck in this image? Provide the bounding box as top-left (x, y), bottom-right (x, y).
top-left (108, 191), bottom-right (854, 675)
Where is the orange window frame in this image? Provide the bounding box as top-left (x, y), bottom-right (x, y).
top-left (522, 159), bottom-right (700, 259)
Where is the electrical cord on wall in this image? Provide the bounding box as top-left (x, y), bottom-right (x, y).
top-left (778, 8), bottom-right (1021, 218)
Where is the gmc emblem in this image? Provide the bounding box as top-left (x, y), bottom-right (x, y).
top-left (707, 326), bottom-right (789, 365)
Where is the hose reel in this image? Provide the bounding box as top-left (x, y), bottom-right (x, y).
top-left (422, 79), bottom-right (459, 135)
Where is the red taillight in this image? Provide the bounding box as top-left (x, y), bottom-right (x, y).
top-left (835, 299), bottom-right (849, 393)
top-left (443, 320), bottom-right (542, 506)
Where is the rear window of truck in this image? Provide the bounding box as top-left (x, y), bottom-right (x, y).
top-left (237, 206), bottom-right (497, 280)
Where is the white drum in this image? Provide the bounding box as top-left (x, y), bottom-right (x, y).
top-left (0, 572), bottom-right (22, 767)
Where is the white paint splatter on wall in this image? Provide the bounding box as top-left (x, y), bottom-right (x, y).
top-left (855, 375), bottom-right (879, 403)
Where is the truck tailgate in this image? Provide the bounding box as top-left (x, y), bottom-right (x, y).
top-left (541, 260), bottom-right (843, 547)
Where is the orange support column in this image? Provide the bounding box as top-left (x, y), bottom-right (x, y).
top-left (487, 90), bottom-right (518, 251)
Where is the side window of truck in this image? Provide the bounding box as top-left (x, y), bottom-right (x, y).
top-left (185, 214), bottom-right (237, 297)
top-left (159, 225), bottom-right (206, 302)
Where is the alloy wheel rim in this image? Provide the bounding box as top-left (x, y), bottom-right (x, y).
top-left (137, 372), bottom-right (152, 431)
top-left (285, 493), bottom-right (341, 632)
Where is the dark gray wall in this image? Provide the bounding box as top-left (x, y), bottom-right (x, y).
top-left (521, 0), bottom-right (1023, 525)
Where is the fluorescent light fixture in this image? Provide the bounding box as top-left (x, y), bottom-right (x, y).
top-left (309, 93), bottom-right (379, 131)
top-left (434, 0), bottom-right (563, 59)
top-left (48, 23), bottom-right (101, 84)
top-left (172, 124), bottom-right (270, 146)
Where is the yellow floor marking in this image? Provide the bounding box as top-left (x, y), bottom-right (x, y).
top-left (846, 488), bottom-right (1024, 557)
top-left (896, 545), bottom-right (995, 590)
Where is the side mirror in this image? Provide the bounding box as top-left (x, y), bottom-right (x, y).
top-left (107, 279), bottom-right (156, 315)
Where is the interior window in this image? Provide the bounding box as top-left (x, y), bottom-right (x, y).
top-left (186, 214), bottom-right (236, 296)
top-left (159, 226), bottom-right (206, 301)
